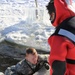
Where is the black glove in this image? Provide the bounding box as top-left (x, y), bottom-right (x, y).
top-left (44, 63), bottom-right (49, 70)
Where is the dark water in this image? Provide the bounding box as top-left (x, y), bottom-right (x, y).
top-left (0, 40), bottom-right (49, 73)
top-left (0, 55), bottom-right (19, 72)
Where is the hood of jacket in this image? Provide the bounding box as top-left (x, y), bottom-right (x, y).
top-left (53, 0), bottom-right (75, 27)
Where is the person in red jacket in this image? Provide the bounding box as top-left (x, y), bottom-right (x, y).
top-left (46, 0), bottom-right (75, 75)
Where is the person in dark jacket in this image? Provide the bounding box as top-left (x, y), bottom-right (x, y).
top-left (46, 0), bottom-right (75, 75)
top-left (5, 48), bottom-right (49, 75)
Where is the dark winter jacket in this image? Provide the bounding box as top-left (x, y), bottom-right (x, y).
top-left (5, 55), bottom-right (49, 75)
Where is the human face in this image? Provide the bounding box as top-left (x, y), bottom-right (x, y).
top-left (26, 52), bottom-right (38, 64)
top-left (50, 12), bottom-right (55, 23)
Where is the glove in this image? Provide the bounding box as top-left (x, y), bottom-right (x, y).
top-left (44, 63), bottom-right (49, 70)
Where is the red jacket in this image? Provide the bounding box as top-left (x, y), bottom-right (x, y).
top-left (48, 0), bottom-right (75, 75)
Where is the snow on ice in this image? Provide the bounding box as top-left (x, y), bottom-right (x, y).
top-left (0, 0), bottom-right (55, 52)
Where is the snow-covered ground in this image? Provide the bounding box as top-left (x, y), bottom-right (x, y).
top-left (0, 0), bottom-right (55, 52)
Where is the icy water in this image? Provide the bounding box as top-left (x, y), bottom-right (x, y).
top-left (0, 55), bottom-right (19, 72)
top-left (0, 40), bottom-right (49, 73)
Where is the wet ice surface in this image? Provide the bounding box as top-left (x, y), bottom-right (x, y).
top-left (34, 69), bottom-right (50, 75)
top-left (0, 72), bottom-right (4, 75)
top-left (34, 67), bottom-right (50, 75)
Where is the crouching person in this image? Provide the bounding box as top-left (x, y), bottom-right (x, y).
top-left (5, 48), bottom-right (49, 75)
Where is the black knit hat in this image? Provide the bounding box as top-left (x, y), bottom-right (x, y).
top-left (46, 0), bottom-right (55, 14)
top-left (50, 0), bottom-right (54, 3)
